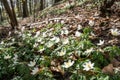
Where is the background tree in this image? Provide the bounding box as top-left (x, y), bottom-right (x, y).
top-left (29, 0), bottom-right (32, 14)
top-left (22, 0), bottom-right (29, 18)
top-left (16, 0), bottom-right (22, 17)
top-left (0, 2), bottom-right (3, 22)
top-left (1, 0), bottom-right (18, 29)
top-left (40, 0), bottom-right (45, 10)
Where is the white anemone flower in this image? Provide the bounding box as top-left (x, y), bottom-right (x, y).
top-left (21, 26), bottom-right (25, 32)
top-left (83, 61), bottom-right (94, 71)
top-left (84, 48), bottom-right (94, 56)
top-left (27, 33), bottom-right (32, 37)
top-left (75, 31), bottom-right (82, 37)
top-left (64, 29), bottom-right (69, 35)
top-left (57, 49), bottom-right (66, 56)
top-left (28, 60), bottom-right (36, 67)
top-left (114, 67), bottom-right (120, 74)
top-left (4, 55), bottom-right (11, 59)
top-left (89, 20), bottom-right (94, 26)
top-left (50, 36), bottom-right (60, 43)
top-left (85, 48), bottom-right (93, 54)
top-left (77, 25), bottom-right (82, 30)
top-left (90, 32), bottom-right (96, 37)
top-left (36, 37), bottom-right (42, 42)
top-left (62, 60), bottom-right (74, 68)
top-left (42, 32), bottom-right (47, 37)
top-left (110, 28), bottom-right (120, 36)
top-left (61, 28), bottom-right (69, 35)
top-left (31, 67), bottom-right (39, 75)
top-left (61, 30), bottom-right (64, 35)
top-left (97, 48), bottom-right (104, 53)
top-left (65, 2), bottom-right (70, 8)
top-left (12, 38), bottom-right (15, 42)
top-left (33, 43), bottom-right (38, 48)
top-left (48, 32), bottom-right (53, 36)
top-left (62, 38), bottom-right (69, 44)
top-left (46, 41), bottom-right (54, 48)
top-left (13, 54), bottom-right (18, 62)
top-left (97, 40), bottom-right (104, 46)
top-left (35, 31), bottom-right (40, 37)
top-left (0, 41), bottom-right (4, 44)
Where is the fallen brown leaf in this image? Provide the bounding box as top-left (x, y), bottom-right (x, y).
top-left (102, 64), bottom-right (114, 75)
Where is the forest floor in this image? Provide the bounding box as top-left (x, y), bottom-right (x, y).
top-left (22, 1), bottom-right (120, 48)
top-left (19, 0), bottom-right (120, 74)
top-left (0, 1), bottom-right (120, 79)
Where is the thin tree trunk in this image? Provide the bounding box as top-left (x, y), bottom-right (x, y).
top-left (17, 0), bottom-right (22, 17)
top-left (0, 8), bottom-right (2, 22)
top-left (22, 0), bottom-right (29, 18)
top-left (40, 0), bottom-right (44, 10)
top-left (10, 0), bottom-right (18, 26)
top-left (0, 2), bottom-right (3, 22)
top-left (29, 0), bottom-right (32, 14)
top-left (1, 0), bottom-right (18, 29)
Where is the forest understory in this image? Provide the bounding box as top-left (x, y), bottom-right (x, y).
top-left (0, 0), bottom-right (120, 80)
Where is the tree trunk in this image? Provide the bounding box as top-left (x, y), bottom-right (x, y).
top-left (0, 4), bottom-right (3, 22)
top-left (0, 2), bottom-right (3, 22)
top-left (22, 0), bottom-right (29, 18)
top-left (10, 0), bottom-right (18, 25)
top-left (29, 0), bottom-right (32, 14)
top-left (40, 0), bottom-right (44, 10)
top-left (1, 0), bottom-right (18, 29)
top-left (17, 0), bottom-right (22, 17)
top-left (0, 8), bottom-right (2, 22)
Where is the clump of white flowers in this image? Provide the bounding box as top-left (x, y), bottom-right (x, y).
top-left (110, 28), bottom-right (120, 36)
top-left (97, 40), bottom-right (104, 46)
top-left (62, 38), bottom-right (69, 45)
top-left (46, 41), bottom-right (54, 48)
top-left (61, 27), bottom-right (69, 35)
top-left (28, 60), bottom-right (36, 67)
top-left (36, 37), bottom-right (43, 43)
top-left (57, 49), bottom-right (66, 56)
top-left (4, 54), bottom-right (11, 60)
top-left (33, 43), bottom-right (38, 48)
top-left (77, 24), bottom-right (82, 30)
top-left (31, 67), bottom-right (39, 75)
top-left (42, 32), bottom-right (47, 37)
top-left (35, 31), bottom-right (40, 38)
top-left (114, 67), bottom-right (120, 74)
top-left (89, 20), bottom-right (94, 26)
top-left (13, 54), bottom-right (18, 63)
top-left (83, 61), bottom-right (94, 71)
top-left (83, 48), bottom-right (94, 56)
top-left (64, 2), bottom-right (70, 8)
top-left (62, 60), bottom-right (74, 68)
top-left (0, 41), bottom-right (4, 44)
top-left (50, 36), bottom-right (60, 43)
top-left (75, 31), bottom-right (82, 37)
top-left (21, 26), bottom-right (25, 32)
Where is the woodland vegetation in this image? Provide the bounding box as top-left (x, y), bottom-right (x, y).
top-left (0, 0), bottom-right (120, 80)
